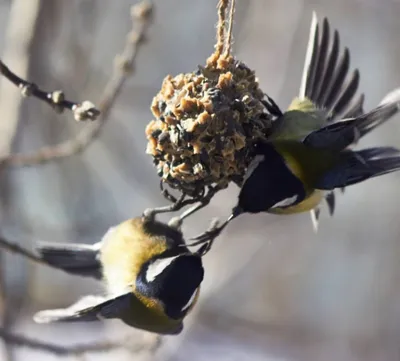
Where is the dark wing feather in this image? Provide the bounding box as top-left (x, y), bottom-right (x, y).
top-left (298, 12), bottom-right (366, 225)
top-left (315, 147), bottom-right (400, 190)
top-left (36, 241), bottom-right (102, 279)
top-left (303, 100), bottom-right (400, 151)
top-left (299, 12), bottom-right (364, 121)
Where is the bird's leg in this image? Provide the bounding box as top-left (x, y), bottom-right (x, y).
top-left (261, 93), bottom-right (283, 117)
top-left (143, 182), bottom-right (208, 222)
top-left (143, 194), bottom-right (199, 222)
top-left (189, 218), bottom-right (229, 256)
top-left (167, 186), bottom-right (221, 229)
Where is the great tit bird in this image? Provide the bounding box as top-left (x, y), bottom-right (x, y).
top-left (190, 96), bottom-right (400, 253)
top-left (187, 13), bottom-right (400, 252)
top-left (33, 217), bottom-right (205, 335)
top-left (263, 11), bottom-right (367, 228)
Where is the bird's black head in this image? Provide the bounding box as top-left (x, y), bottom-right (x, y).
top-left (238, 142), bottom-right (306, 213)
top-left (136, 252), bottom-right (204, 320)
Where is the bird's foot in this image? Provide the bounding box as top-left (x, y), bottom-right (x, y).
top-left (187, 218), bottom-right (228, 256)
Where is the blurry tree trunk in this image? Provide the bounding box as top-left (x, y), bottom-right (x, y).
top-left (0, 0), bottom-right (44, 359)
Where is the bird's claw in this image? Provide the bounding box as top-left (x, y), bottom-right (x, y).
top-left (190, 218), bottom-right (221, 242)
top-left (186, 218), bottom-right (226, 256)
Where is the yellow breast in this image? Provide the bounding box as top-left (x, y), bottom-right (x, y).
top-left (100, 218), bottom-right (167, 296)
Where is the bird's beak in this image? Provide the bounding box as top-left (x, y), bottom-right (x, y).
top-left (228, 206), bottom-right (243, 221)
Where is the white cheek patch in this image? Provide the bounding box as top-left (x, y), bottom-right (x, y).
top-left (146, 256), bottom-right (179, 283)
top-left (271, 194), bottom-right (298, 209)
top-left (181, 288), bottom-right (198, 312)
top-left (243, 154), bottom-right (265, 184)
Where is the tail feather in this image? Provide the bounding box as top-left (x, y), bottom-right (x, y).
top-left (299, 12), bottom-right (364, 121)
top-left (36, 242), bottom-right (102, 279)
top-left (325, 191), bottom-right (335, 216)
top-left (315, 147), bottom-right (400, 190)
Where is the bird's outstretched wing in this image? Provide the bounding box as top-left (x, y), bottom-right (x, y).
top-left (295, 11), bottom-right (364, 120)
top-left (294, 11), bottom-right (364, 228)
top-left (304, 86), bottom-right (400, 228)
top-left (36, 241), bottom-right (103, 279)
top-left (315, 147), bottom-right (400, 190)
top-left (303, 98), bottom-right (400, 151)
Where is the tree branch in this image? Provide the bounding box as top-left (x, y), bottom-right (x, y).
top-left (0, 327), bottom-right (120, 356)
top-left (0, 237), bottom-right (47, 266)
top-left (0, 0), bottom-right (154, 167)
top-left (0, 327), bottom-right (162, 356)
top-left (0, 60), bottom-right (100, 121)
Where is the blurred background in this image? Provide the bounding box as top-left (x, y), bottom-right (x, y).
top-left (1, 0), bottom-right (400, 360)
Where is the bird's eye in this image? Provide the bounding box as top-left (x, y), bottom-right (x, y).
top-left (180, 288), bottom-right (198, 312)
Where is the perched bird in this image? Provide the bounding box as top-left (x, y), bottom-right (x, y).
top-left (188, 13), bottom-right (400, 252)
top-left (33, 217), bottom-right (205, 335)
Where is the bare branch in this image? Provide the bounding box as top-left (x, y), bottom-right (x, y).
top-left (0, 60), bottom-right (100, 121)
top-left (0, 237), bottom-right (47, 266)
top-left (0, 0), bottom-right (154, 167)
top-left (0, 327), bottom-right (162, 356)
top-left (0, 327), bottom-right (120, 356)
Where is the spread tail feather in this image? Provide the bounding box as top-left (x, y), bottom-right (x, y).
top-left (36, 241), bottom-right (102, 279)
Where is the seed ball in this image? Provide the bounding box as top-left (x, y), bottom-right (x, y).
top-left (145, 55), bottom-right (273, 197)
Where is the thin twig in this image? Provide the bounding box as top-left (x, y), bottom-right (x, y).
top-left (0, 237), bottom-right (47, 266)
top-left (0, 61), bottom-right (100, 121)
top-left (223, 0), bottom-right (236, 57)
top-left (0, 327), bottom-right (120, 356)
top-left (0, 327), bottom-right (163, 356)
top-left (0, 1), bottom-right (154, 167)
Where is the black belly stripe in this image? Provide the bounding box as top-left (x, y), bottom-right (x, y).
top-left (239, 143), bottom-right (307, 213)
